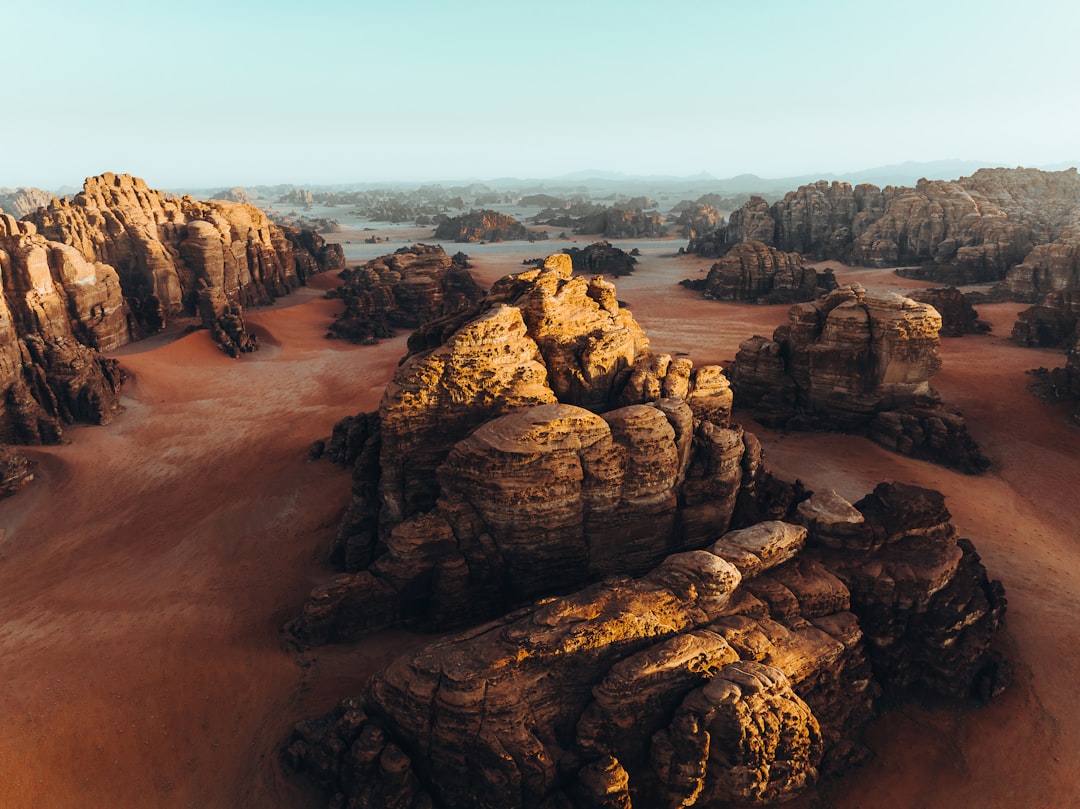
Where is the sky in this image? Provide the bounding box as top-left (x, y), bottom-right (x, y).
top-left (3, 0), bottom-right (1078, 189)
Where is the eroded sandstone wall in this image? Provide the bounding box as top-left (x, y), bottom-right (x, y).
top-left (286, 484), bottom-right (1006, 809)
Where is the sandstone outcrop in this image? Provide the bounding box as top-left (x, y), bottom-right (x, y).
top-left (26, 173), bottom-right (340, 355)
top-left (286, 483), bottom-right (1006, 809)
top-left (908, 287), bottom-right (990, 336)
top-left (327, 244), bottom-right (483, 343)
top-left (433, 209), bottom-right (528, 242)
top-left (691, 168), bottom-right (1080, 286)
top-left (560, 241), bottom-right (638, 277)
top-left (729, 284), bottom-right (988, 472)
top-left (0, 214), bottom-right (126, 445)
top-left (575, 207), bottom-right (667, 239)
top-left (683, 240), bottom-right (836, 304)
top-left (0, 186), bottom-right (56, 218)
top-left (290, 255), bottom-right (809, 645)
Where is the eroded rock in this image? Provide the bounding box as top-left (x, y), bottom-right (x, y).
top-left (729, 284), bottom-right (989, 471)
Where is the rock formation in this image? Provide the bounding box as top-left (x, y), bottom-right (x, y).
top-left (433, 209), bottom-right (528, 242)
top-left (673, 202), bottom-right (724, 240)
top-left (690, 168), bottom-right (1080, 286)
top-left (682, 240), bottom-right (836, 304)
top-left (290, 254), bottom-right (804, 645)
top-left (285, 482), bottom-right (1007, 809)
top-left (326, 244), bottom-right (484, 343)
top-left (575, 207), bottom-right (668, 239)
top-left (560, 241), bottom-right (638, 277)
top-left (0, 213), bottom-right (125, 445)
top-left (0, 186), bottom-right (56, 218)
top-left (26, 173), bottom-right (341, 355)
top-left (729, 284), bottom-right (989, 472)
top-left (0, 445), bottom-right (34, 497)
top-left (908, 287), bottom-right (990, 336)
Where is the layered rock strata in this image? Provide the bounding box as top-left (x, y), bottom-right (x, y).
top-left (326, 244), bottom-right (483, 343)
top-left (682, 240), bottom-right (837, 304)
top-left (286, 482), bottom-right (1006, 809)
top-left (291, 255), bottom-right (805, 645)
top-left (26, 173), bottom-right (341, 354)
top-left (433, 209), bottom-right (528, 242)
top-left (0, 214), bottom-right (125, 444)
top-left (690, 168), bottom-right (1080, 286)
top-left (729, 284), bottom-right (988, 472)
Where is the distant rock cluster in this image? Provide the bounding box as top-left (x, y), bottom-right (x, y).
top-left (0, 173), bottom-right (344, 465)
top-left (682, 240), bottom-right (837, 304)
top-left (433, 209), bottom-right (528, 242)
top-left (325, 244), bottom-right (483, 343)
top-left (730, 285), bottom-right (989, 472)
top-left (691, 168), bottom-right (1080, 286)
top-left (285, 256), bottom-right (1007, 808)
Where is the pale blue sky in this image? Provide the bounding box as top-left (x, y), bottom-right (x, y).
top-left (3, 0), bottom-right (1077, 188)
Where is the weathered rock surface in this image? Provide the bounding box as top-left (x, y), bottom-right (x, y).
top-left (560, 240), bottom-right (638, 277)
top-left (729, 284), bottom-right (988, 472)
top-left (290, 255), bottom-right (810, 644)
top-left (286, 483), bottom-right (1006, 809)
top-left (433, 209), bottom-right (528, 242)
top-left (0, 445), bottom-right (34, 497)
top-left (0, 186), bottom-right (56, 218)
top-left (683, 240), bottom-right (837, 304)
top-left (0, 214), bottom-right (126, 444)
top-left (691, 168), bottom-right (1080, 286)
top-left (327, 244), bottom-right (483, 343)
top-left (26, 173), bottom-right (340, 354)
top-left (908, 287), bottom-right (990, 336)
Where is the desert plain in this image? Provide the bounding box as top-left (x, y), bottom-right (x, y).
top-left (1, 222), bottom-right (1078, 809)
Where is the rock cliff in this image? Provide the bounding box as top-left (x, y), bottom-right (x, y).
top-left (683, 240), bottom-right (837, 304)
top-left (290, 254), bottom-right (804, 644)
top-left (729, 285), bottom-right (988, 472)
top-left (286, 482), bottom-right (1006, 809)
top-left (0, 186), bottom-right (56, 218)
top-left (433, 209), bottom-right (528, 242)
top-left (691, 168), bottom-right (1080, 286)
top-left (26, 173), bottom-right (341, 355)
top-left (0, 214), bottom-right (125, 445)
top-left (326, 244), bottom-right (483, 343)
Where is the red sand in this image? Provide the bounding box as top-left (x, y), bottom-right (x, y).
top-left (1, 254), bottom-right (1078, 808)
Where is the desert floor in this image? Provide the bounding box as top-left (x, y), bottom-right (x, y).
top-left (1, 232), bottom-right (1078, 808)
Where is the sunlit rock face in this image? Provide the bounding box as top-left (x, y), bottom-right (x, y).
top-left (289, 254), bottom-right (814, 645)
top-left (730, 284), bottom-right (989, 472)
top-left (692, 167), bottom-right (1080, 286)
top-left (0, 214), bottom-right (124, 444)
top-left (285, 483), bottom-right (1007, 809)
top-left (25, 172), bottom-right (341, 355)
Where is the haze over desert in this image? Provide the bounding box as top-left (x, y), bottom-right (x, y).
top-left (4, 0), bottom-right (1080, 806)
top-left (0, 194), bottom-right (1076, 804)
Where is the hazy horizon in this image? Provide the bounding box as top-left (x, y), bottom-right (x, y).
top-left (5, 0), bottom-right (1078, 189)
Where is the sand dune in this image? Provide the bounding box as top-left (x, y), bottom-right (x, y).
top-left (1, 250), bottom-right (1077, 808)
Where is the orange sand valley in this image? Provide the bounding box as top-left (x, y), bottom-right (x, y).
top-left (1, 244), bottom-right (1078, 808)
